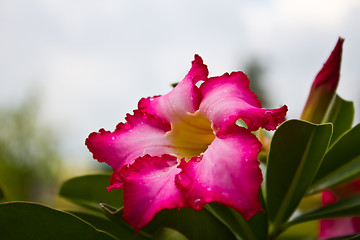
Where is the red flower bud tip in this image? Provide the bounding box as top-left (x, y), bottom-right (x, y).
top-left (301, 37), bottom-right (344, 123)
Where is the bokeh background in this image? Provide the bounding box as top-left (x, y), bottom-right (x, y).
top-left (1, 0), bottom-right (360, 203)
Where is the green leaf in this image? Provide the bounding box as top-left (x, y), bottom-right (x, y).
top-left (145, 207), bottom-right (237, 240)
top-left (289, 194), bottom-right (360, 226)
top-left (323, 95), bottom-right (354, 146)
top-left (310, 123), bottom-right (360, 194)
top-left (277, 221), bottom-right (317, 240)
top-left (59, 174), bottom-right (123, 212)
top-left (0, 201), bottom-right (117, 240)
top-left (153, 227), bottom-right (189, 240)
top-left (205, 203), bottom-right (245, 240)
top-left (206, 203), bottom-right (267, 240)
top-left (205, 190), bottom-right (267, 240)
top-left (266, 120), bottom-right (332, 232)
top-left (101, 203), bottom-right (237, 240)
top-left (70, 211), bottom-right (148, 240)
top-left (100, 203), bottom-right (152, 239)
top-left (0, 185), bottom-right (4, 200)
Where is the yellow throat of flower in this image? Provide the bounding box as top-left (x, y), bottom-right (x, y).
top-left (166, 111), bottom-right (216, 159)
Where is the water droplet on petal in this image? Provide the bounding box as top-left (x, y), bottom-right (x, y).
top-left (149, 98), bottom-right (154, 101)
top-left (206, 187), bottom-right (212, 192)
top-left (176, 174), bottom-right (192, 187)
top-left (264, 111), bottom-right (272, 116)
top-left (111, 137), bottom-right (115, 140)
top-left (193, 198), bottom-right (204, 210)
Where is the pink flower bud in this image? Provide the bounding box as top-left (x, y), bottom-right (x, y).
top-left (301, 38), bottom-right (344, 123)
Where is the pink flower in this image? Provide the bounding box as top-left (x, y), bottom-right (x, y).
top-left (86, 55), bottom-right (287, 230)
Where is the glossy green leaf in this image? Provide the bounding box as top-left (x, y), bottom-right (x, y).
top-left (206, 204), bottom-right (267, 240)
top-left (0, 202), bottom-right (116, 240)
top-left (310, 123), bottom-right (360, 194)
top-left (323, 95), bottom-right (354, 146)
top-left (266, 120), bottom-right (332, 230)
top-left (205, 193), bottom-right (267, 240)
top-left (205, 204), bottom-right (244, 240)
top-left (145, 208), bottom-right (237, 240)
top-left (153, 227), bottom-right (189, 240)
top-left (59, 174), bottom-right (123, 212)
top-left (101, 203), bottom-right (237, 240)
top-left (289, 194), bottom-right (360, 226)
top-left (101, 203), bottom-right (152, 239)
top-left (70, 211), bottom-right (148, 240)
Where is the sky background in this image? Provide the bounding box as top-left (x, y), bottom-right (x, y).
top-left (1, 0), bottom-right (360, 165)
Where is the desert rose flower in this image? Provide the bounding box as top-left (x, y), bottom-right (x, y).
top-left (86, 55), bottom-right (287, 230)
top-left (301, 37), bottom-right (344, 123)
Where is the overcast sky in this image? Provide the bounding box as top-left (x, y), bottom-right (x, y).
top-left (1, 0), bottom-right (359, 163)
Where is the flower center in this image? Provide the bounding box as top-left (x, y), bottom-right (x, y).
top-left (166, 111), bottom-right (215, 158)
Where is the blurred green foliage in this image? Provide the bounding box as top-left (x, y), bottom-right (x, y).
top-left (245, 58), bottom-right (269, 107)
top-left (0, 93), bottom-right (62, 203)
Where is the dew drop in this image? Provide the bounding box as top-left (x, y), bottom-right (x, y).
top-left (149, 98), bottom-right (154, 101)
top-left (264, 111), bottom-right (272, 116)
top-left (111, 137), bottom-right (115, 140)
top-left (193, 198), bottom-right (204, 210)
top-left (206, 187), bottom-right (212, 192)
top-left (177, 174), bottom-right (192, 187)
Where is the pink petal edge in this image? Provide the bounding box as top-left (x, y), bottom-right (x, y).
top-left (199, 71), bottom-right (287, 132)
top-left (138, 55), bottom-right (208, 124)
top-left (86, 110), bottom-right (173, 173)
top-left (176, 125), bottom-right (263, 219)
top-left (120, 154), bottom-right (183, 231)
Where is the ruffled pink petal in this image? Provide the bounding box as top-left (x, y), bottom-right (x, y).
top-left (120, 154), bottom-right (183, 231)
top-left (175, 125), bottom-right (263, 219)
top-left (86, 110), bottom-right (174, 174)
top-left (199, 71), bottom-right (287, 132)
top-left (138, 55), bottom-right (208, 124)
top-left (107, 171), bottom-right (122, 191)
